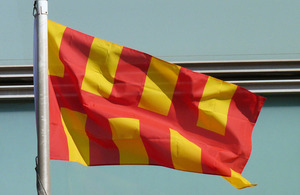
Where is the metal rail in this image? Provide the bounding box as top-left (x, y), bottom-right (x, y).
top-left (0, 60), bottom-right (300, 99)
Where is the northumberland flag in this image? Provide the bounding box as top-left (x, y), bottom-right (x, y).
top-left (48, 20), bottom-right (265, 189)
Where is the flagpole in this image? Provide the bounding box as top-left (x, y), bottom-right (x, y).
top-left (34, 0), bottom-right (50, 194)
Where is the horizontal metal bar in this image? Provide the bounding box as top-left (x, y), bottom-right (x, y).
top-left (0, 65), bottom-right (33, 68)
top-left (251, 89), bottom-right (300, 94)
top-left (1, 82), bottom-right (300, 100)
top-left (228, 80), bottom-right (300, 93)
top-left (0, 94), bottom-right (34, 99)
top-left (175, 59), bottom-right (300, 66)
top-left (0, 65), bottom-right (34, 87)
top-left (0, 60), bottom-right (299, 99)
top-left (0, 85), bottom-right (34, 100)
top-left (0, 74), bottom-right (33, 78)
top-left (229, 79), bottom-right (300, 84)
top-left (176, 60), bottom-right (300, 73)
top-left (0, 85), bottom-right (34, 89)
top-left (174, 59), bottom-right (300, 63)
top-left (192, 68), bottom-right (300, 74)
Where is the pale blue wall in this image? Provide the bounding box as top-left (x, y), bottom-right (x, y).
top-left (0, 96), bottom-right (299, 194)
top-left (0, 101), bottom-right (36, 194)
top-left (0, 0), bottom-right (300, 194)
top-left (1, 0), bottom-right (300, 65)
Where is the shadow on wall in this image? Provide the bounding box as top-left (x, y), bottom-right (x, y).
top-left (0, 100), bottom-right (34, 112)
top-left (262, 94), bottom-right (300, 107)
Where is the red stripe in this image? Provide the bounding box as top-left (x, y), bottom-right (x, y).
top-left (49, 78), bottom-right (68, 161)
top-left (82, 46), bottom-right (152, 165)
top-left (107, 47), bottom-right (174, 167)
top-left (231, 86), bottom-right (266, 124)
top-left (168, 67), bottom-right (255, 176)
top-left (169, 67), bottom-right (208, 133)
top-left (50, 27), bottom-right (94, 161)
top-left (201, 151), bottom-right (231, 176)
top-left (223, 86), bottom-right (266, 173)
top-left (108, 47), bottom-right (151, 106)
top-left (140, 116), bottom-right (173, 168)
top-left (167, 68), bottom-right (223, 173)
top-left (200, 86), bottom-right (265, 175)
top-left (53, 27), bottom-right (94, 112)
top-left (84, 104), bottom-right (120, 165)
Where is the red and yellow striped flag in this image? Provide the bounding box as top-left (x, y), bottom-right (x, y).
top-left (48, 20), bottom-right (265, 189)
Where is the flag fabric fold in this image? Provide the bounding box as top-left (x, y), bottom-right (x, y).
top-left (48, 20), bottom-right (265, 189)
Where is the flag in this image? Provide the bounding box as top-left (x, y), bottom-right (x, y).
top-left (48, 20), bottom-right (265, 189)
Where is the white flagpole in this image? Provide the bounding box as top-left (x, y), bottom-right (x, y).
top-left (33, 0), bottom-right (50, 194)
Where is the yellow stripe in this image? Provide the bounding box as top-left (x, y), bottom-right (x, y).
top-left (197, 77), bottom-right (237, 136)
top-left (138, 57), bottom-right (180, 116)
top-left (48, 20), bottom-right (66, 77)
top-left (81, 37), bottom-right (123, 98)
top-left (222, 169), bottom-right (257, 189)
top-left (109, 118), bottom-right (148, 165)
top-left (170, 129), bottom-right (202, 173)
top-left (61, 108), bottom-right (89, 166)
